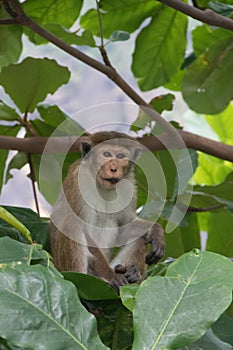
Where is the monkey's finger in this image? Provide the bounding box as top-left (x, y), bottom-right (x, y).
top-left (145, 252), bottom-right (160, 265)
top-left (114, 264), bottom-right (127, 274)
top-left (125, 264), bottom-right (141, 283)
top-left (145, 246), bottom-right (165, 265)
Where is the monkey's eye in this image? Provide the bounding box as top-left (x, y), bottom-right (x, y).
top-left (116, 153), bottom-right (126, 159)
top-left (103, 151), bottom-right (112, 157)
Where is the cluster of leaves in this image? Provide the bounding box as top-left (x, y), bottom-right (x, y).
top-left (0, 206), bottom-right (233, 349)
top-left (0, 0), bottom-right (233, 255)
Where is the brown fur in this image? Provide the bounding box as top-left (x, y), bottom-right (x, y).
top-left (50, 131), bottom-right (165, 291)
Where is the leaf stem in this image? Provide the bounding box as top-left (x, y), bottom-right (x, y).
top-left (0, 206), bottom-right (32, 243)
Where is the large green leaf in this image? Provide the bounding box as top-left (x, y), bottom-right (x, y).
top-left (23, 0), bottom-right (83, 28)
top-left (182, 37), bottom-right (233, 114)
top-left (0, 125), bottom-right (20, 193)
top-left (132, 250), bottom-right (233, 349)
top-left (80, 0), bottom-right (158, 37)
top-left (132, 7), bottom-right (187, 90)
top-left (0, 57), bottom-right (70, 113)
top-left (206, 210), bottom-right (233, 257)
top-left (0, 6), bottom-right (22, 69)
top-left (0, 264), bottom-right (109, 350)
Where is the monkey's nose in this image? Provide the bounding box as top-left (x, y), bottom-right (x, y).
top-left (110, 167), bottom-right (117, 173)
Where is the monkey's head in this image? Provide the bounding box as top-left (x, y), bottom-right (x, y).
top-left (80, 132), bottom-right (143, 190)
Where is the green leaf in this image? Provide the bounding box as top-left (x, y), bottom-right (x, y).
top-left (1, 206), bottom-right (50, 251)
top-left (193, 153), bottom-right (233, 185)
top-left (212, 313), bottom-right (233, 346)
top-left (187, 171), bottom-right (233, 211)
top-left (0, 6), bottom-right (22, 69)
top-left (131, 94), bottom-right (175, 132)
top-left (31, 119), bottom-right (56, 136)
top-left (37, 104), bottom-right (84, 135)
top-left (0, 57), bottom-right (70, 113)
top-left (209, 1), bottom-right (233, 17)
top-left (0, 100), bottom-right (20, 121)
top-left (192, 25), bottom-right (231, 56)
top-left (23, 0), bottom-right (83, 28)
top-left (5, 152), bottom-right (27, 184)
top-left (150, 93), bottom-right (175, 114)
top-left (32, 25), bottom-right (96, 47)
top-left (179, 213), bottom-right (201, 251)
top-left (80, 0), bottom-right (158, 37)
top-left (180, 328), bottom-right (233, 349)
top-left (0, 207), bottom-right (32, 243)
top-left (165, 69), bottom-right (186, 91)
top-left (205, 103), bottom-right (233, 145)
top-left (63, 272), bottom-right (119, 301)
top-left (0, 125), bottom-right (20, 193)
top-left (182, 37), bottom-right (233, 114)
top-left (0, 237), bottom-right (47, 265)
top-left (132, 7), bottom-right (187, 90)
top-left (109, 30), bottom-right (130, 42)
top-left (120, 284), bottom-right (139, 312)
top-left (86, 300), bottom-right (133, 349)
top-left (206, 210), bottom-right (233, 257)
top-left (196, 0), bottom-right (233, 11)
top-left (132, 250), bottom-right (233, 349)
top-left (0, 264), bottom-right (109, 350)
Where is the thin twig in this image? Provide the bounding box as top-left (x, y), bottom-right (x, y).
top-left (95, 0), bottom-right (113, 66)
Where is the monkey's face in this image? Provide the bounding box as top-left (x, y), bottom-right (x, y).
top-left (96, 145), bottom-right (132, 190)
top-left (81, 137), bottom-right (143, 191)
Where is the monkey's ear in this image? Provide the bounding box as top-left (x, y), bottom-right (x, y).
top-left (132, 146), bottom-right (143, 161)
top-left (80, 140), bottom-right (92, 158)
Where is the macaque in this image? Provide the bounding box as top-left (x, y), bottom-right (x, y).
top-left (50, 131), bottom-right (165, 291)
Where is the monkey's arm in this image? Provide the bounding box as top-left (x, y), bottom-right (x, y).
top-left (88, 246), bottom-right (140, 292)
top-left (111, 220), bottom-right (165, 281)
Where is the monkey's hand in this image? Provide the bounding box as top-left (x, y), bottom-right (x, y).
top-left (144, 223), bottom-right (165, 265)
top-left (115, 264), bottom-right (141, 283)
top-left (110, 264), bottom-right (141, 292)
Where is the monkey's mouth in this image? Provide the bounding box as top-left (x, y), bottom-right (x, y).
top-left (104, 178), bottom-right (120, 184)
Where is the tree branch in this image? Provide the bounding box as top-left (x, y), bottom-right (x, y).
top-left (1, 1), bottom-right (233, 163)
top-left (1, 133), bottom-right (233, 162)
top-left (157, 0), bottom-right (233, 31)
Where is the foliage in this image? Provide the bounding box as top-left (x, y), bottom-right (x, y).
top-left (0, 0), bottom-right (233, 349)
top-left (0, 219), bottom-right (233, 349)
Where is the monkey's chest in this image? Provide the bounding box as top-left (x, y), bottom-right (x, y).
top-left (82, 207), bottom-right (121, 248)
